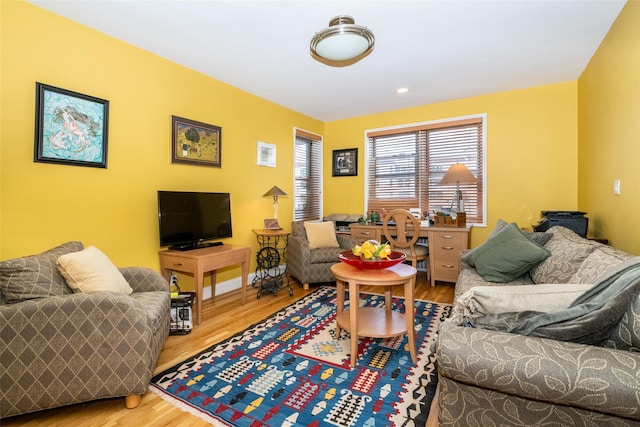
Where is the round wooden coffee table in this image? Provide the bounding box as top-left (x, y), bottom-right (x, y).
top-left (330, 261), bottom-right (418, 369)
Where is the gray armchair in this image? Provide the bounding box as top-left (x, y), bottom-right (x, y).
top-left (287, 221), bottom-right (356, 290)
top-left (0, 242), bottom-right (170, 418)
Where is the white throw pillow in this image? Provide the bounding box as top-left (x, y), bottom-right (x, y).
top-left (449, 283), bottom-right (593, 325)
top-left (304, 221), bottom-right (340, 249)
top-left (57, 246), bottom-right (133, 295)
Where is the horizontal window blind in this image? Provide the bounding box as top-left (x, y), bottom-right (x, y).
top-left (367, 117), bottom-right (484, 224)
top-left (294, 130), bottom-right (322, 221)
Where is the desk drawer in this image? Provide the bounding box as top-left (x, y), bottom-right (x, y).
top-left (161, 255), bottom-right (196, 273)
top-left (433, 263), bottom-right (460, 282)
top-left (350, 226), bottom-right (382, 245)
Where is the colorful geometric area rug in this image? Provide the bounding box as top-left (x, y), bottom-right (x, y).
top-left (149, 286), bottom-right (451, 427)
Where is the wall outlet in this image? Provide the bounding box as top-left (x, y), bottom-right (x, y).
top-left (613, 180), bottom-right (621, 195)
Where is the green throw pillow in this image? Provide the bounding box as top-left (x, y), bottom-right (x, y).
top-left (463, 223), bottom-right (551, 283)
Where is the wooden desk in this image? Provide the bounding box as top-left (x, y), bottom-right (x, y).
top-left (331, 262), bottom-right (417, 369)
top-left (350, 224), bottom-right (470, 287)
top-left (159, 244), bottom-right (251, 325)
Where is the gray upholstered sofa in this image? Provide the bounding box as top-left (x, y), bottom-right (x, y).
top-left (288, 220), bottom-right (356, 290)
top-left (435, 225), bottom-right (640, 426)
top-left (0, 242), bottom-right (170, 418)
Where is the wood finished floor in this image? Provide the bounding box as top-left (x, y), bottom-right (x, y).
top-left (4, 275), bottom-right (455, 427)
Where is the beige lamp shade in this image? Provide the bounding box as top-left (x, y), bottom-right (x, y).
top-left (439, 164), bottom-right (476, 213)
top-left (263, 186), bottom-right (288, 219)
top-left (439, 163), bottom-right (477, 185)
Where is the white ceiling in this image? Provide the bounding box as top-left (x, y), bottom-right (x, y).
top-left (28, 0), bottom-right (626, 122)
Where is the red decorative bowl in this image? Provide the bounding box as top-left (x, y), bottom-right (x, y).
top-left (338, 251), bottom-right (406, 270)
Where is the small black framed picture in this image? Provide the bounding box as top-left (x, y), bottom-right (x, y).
top-left (332, 148), bottom-right (358, 177)
top-left (34, 82), bottom-right (109, 168)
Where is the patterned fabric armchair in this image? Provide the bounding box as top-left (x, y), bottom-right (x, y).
top-left (0, 242), bottom-right (170, 418)
top-left (287, 221), bottom-right (356, 290)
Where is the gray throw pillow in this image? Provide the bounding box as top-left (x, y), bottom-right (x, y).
top-left (462, 223), bottom-right (551, 283)
top-left (522, 231), bottom-right (553, 246)
top-left (490, 219), bottom-right (552, 246)
top-left (0, 241), bottom-right (84, 303)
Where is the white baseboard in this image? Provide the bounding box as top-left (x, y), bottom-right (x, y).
top-left (201, 264), bottom-right (287, 300)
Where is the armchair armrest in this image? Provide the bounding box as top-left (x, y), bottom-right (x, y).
top-left (337, 233), bottom-right (357, 249)
top-left (436, 324), bottom-right (640, 421)
top-left (120, 267), bottom-right (169, 293)
top-left (287, 234), bottom-right (311, 269)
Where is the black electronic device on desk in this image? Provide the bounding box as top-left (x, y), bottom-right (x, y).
top-left (533, 211), bottom-right (588, 238)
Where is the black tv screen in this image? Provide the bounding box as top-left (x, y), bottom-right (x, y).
top-left (158, 191), bottom-right (232, 250)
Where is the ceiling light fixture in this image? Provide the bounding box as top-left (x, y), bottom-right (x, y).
top-left (310, 15), bottom-right (375, 67)
top-left (396, 88), bottom-right (409, 94)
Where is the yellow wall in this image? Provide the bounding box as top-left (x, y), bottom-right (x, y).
top-left (2, 0), bottom-right (637, 290)
top-left (324, 83), bottom-right (579, 247)
top-left (0, 1), bottom-right (323, 287)
top-left (578, 0), bottom-right (640, 255)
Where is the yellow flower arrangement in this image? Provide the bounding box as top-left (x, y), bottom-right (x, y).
top-left (352, 240), bottom-right (391, 260)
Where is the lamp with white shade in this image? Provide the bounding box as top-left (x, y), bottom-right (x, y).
top-left (439, 163), bottom-right (477, 213)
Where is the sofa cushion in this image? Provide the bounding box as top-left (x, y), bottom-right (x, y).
top-left (453, 263), bottom-right (535, 298)
top-left (304, 221), bottom-right (340, 249)
top-left (529, 226), bottom-right (600, 284)
top-left (57, 246), bottom-right (133, 295)
top-left (0, 241), bottom-right (83, 304)
top-left (461, 223), bottom-right (551, 283)
top-left (570, 245), bottom-right (634, 284)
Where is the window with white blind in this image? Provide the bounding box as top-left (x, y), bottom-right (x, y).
top-left (294, 129), bottom-right (322, 221)
top-left (366, 115), bottom-right (485, 224)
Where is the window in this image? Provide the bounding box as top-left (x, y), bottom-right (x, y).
top-left (366, 115), bottom-right (485, 224)
top-left (294, 129), bottom-right (322, 221)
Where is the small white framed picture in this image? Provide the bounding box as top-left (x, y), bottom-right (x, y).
top-left (257, 141), bottom-right (276, 167)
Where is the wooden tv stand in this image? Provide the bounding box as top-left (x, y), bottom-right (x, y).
top-left (159, 244), bottom-right (251, 325)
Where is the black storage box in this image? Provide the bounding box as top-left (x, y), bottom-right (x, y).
top-left (533, 211), bottom-right (588, 238)
top-left (170, 292), bottom-right (196, 335)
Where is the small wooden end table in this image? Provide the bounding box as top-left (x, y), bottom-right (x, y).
top-left (330, 262), bottom-right (418, 369)
top-left (251, 229), bottom-right (292, 298)
top-left (159, 244), bottom-right (250, 325)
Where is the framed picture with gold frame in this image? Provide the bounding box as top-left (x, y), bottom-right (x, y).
top-left (171, 115), bottom-right (221, 167)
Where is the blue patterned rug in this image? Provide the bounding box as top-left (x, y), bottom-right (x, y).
top-left (150, 286), bottom-right (451, 427)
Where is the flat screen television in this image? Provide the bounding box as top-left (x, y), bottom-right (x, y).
top-left (158, 191), bottom-right (232, 250)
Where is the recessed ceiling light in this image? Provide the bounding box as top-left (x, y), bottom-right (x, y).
top-left (396, 88), bottom-right (409, 94)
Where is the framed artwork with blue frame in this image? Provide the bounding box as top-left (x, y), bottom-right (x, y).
top-left (34, 82), bottom-right (109, 168)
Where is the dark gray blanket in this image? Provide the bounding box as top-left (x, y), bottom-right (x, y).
top-left (469, 257), bottom-right (640, 345)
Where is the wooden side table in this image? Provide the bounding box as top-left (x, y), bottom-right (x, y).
top-left (251, 229), bottom-right (293, 298)
top-left (330, 262), bottom-right (418, 369)
top-left (159, 244), bottom-right (250, 325)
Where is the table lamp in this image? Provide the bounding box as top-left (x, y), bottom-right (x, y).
top-left (439, 163), bottom-right (476, 212)
top-left (263, 186), bottom-right (287, 229)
